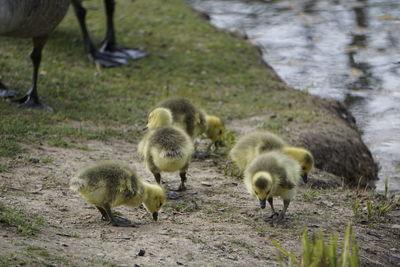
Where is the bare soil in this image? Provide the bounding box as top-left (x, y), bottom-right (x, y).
top-left (1, 116), bottom-right (399, 267)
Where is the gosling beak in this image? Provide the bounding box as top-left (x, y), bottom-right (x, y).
top-left (152, 212), bottom-right (158, 221)
top-left (302, 173), bottom-right (308, 183)
top-left (259, 198), bottom-right (266, 209)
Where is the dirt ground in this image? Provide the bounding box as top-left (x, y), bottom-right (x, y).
top-left (1, 117), bottom-right (400, 266)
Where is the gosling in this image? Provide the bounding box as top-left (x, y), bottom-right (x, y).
top-left (139, 108), bottom-right (194, 191)
top-left (230, 130), bottom-right (314, 182)
top-left (70, 161), bottom-right (166, 227)
top-left (230, 130), bottom-right (286, 171)
top-left (244, 151), bottom-right (301, 221)
top-left (153, 98), bottom-right (225, 150)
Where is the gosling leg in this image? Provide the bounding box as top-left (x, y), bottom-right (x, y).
top-left (103, 204), bottom-right (136, 227)
top-left (99, 0), bottom-right (148, 60)
top-left (276, 199), bottom-right (290, 222)
top-left (178, 171), bottom-right (187, 191)
top-left (267, 197), bottom-right (279, 218)
top-left (96, 206), bottom-right (109, 221)
top-left (153, 173), bottom-right (161, 184)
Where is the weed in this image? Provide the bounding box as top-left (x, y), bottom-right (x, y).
top-left (0, 139), bottom-right (23, 157)
top-left (40, 156), bottom-right (54, 164)
top-left (0, 202), bottom-right (43, 236)
top-left (353, 199), bottom-right (359, 217)
top-left (0, 163), bottom-right (9, 172)
top-left (272, 223), bottom-right (359, 267)
top-left (303, 189), bottom-right (320, 202)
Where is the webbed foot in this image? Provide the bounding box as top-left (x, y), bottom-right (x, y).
top-left (11, 95), bottom-right (53, 111)
top-left (89, 50), bottom-right (129, 68)
top-left (268, 212), bottom-right (279, 219)
top-left (167, 191), bottom-right (182, 200)
top-left (193, 151), bottom-right (211, 159)
top-left (0, 89), bottom-right (18, 99)
top-left (110, 215), bottom-right (137, 227)
top-left (99, 42), bottom-right (148, 60)
top-left (168, 184), bottom-right (186, 192)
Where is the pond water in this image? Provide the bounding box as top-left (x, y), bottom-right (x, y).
top-left (188, 0), bottom-right (400, 191)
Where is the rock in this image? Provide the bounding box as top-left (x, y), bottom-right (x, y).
top-left (138, 249), bottom-right (145, 256)
top-left (294, 99), bottom-right (379, 188)
top-left (201, 182), bottom-right (212, 187)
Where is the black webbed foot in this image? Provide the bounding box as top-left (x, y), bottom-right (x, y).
top-left (0, 89), bottom-right (18, 99)
top-left (89, 50), bottom-right (129, 68)
top-left (99, 42), bottom-right (148, 60)
top-left (193, 151), bottom-right (211, 160)
top-left (109, 215), bottom-right (137, 227)
top-left (11, 94), bottom-right (53, 111)
top-left (167, 191), bottom-right (182, 200)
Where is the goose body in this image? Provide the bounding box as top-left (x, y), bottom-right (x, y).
top-left (70, 161), bottom-right (166, 226)
top-left (0, 1), bottom-right (70, 38)
top-left (0, 0), bottom-right (70, 109)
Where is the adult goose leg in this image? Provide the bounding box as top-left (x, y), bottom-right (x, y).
top-left (71, 0), bottom-right (128, 67)
top-left (99, 0), bottom-right (148, 60)
top-left (11, 36), bottom-right (53, 111)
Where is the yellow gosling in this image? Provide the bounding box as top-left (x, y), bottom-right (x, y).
top-left (244, 151), bottom-right (301, 221)
top-left (230, 130), bottom-right (286, 171)
top-left (282, 146), bottom-right (314, 183)
top-left (70, 161), bottom-right (166, 226)
top-left (139, 113), bottom-right (194, 190)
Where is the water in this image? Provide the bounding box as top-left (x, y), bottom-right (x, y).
top-left (188, 0), bottom-right (400, 191)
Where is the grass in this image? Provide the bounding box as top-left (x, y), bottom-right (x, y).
top-left (0, 243), bottom-right (76, 267)
top-left (0, 202), bottom-right (46, 236)
top-left (272, 224), bottom-right (359, 267)
top-left (0, 0), bottom-right (330, 160)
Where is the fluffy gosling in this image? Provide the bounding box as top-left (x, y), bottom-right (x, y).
top-left (139, 108), bottom-right (194, 191)
top-left (153, 97), bottom-right (225, 150)
top-left (230, 130), bottom-right (314, 182)
top-left (70, 161), bottom-right (166, 226)
top-left (230, 130), bottom-right (286, 171)
top-left (244, 151), bottom-right (301, 221)
top-left (282, 146), bottom-right (314, 183)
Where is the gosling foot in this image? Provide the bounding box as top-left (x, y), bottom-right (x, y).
top-left (193, 151), bottom-right (210, 160)
top-left (167, 191), bottom-right (182, 200)
top-left (99, 42), bottom-right (149, 60)
top-left (168, 184), bottom-right (187, 192)
top-left (109, 215), bottom-right (137, 227)
top-left (11, 95), bottom-right (53, 111)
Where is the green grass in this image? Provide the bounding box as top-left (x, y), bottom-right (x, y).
top-left (272, 224), bottom-right (359, 267)
top-left (0, 202), bottom-right (45, 236)
top-left (0, 0), bottom-right (330, 159)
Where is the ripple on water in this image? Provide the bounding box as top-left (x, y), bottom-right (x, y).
top-left (189, 0), bottom-right (400, 191)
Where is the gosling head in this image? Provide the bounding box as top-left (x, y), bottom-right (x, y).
top-left (252, 172), bottom-right (273, 209)
top-left (205, 115), bottom-right (225, 147)
top-left (146, 108), bottom-right (173, 130)
top-left (143, 183), bottom-right (167, 221)
top-left (283, 147), bottom-right (314, 183)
